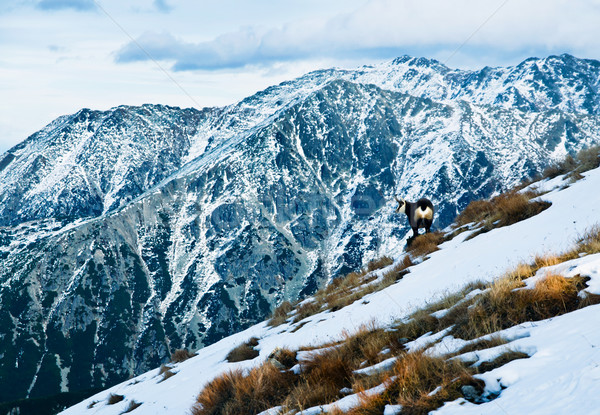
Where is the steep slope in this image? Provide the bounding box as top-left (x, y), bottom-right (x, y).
top-left (58, 162), bottom-right (600, 415)
top-left (2, 55), bottom-right (600, 406)
top-left (0, 105), bottom-right (209, 226)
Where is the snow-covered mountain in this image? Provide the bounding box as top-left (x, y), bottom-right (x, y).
top-left (1, 54), bottom-right (600, 409)
top-left (59, 154), bottom-right (600, 415)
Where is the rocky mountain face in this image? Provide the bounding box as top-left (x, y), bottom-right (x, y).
top-left (1, 54), bottom-right (600, 405)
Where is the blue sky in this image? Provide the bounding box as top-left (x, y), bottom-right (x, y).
top-left (1, 0), bottom-right (600, 154)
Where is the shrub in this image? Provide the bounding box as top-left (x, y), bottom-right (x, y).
top-left (170, 348), bottom-right (196, 363)
top-left (192, 365), bottom-right (296, 415)
top-left (107, 393), bottom-right (124, 405)
top-left (158, 364), bottom-right (177, 382)
top-left (366, 256), bottom-right (394, 272)
top-left (405, 232), bottom-right (445, 258)
top-left (476, 350), bottom-right (530, 373)
top-left (268, 300), bottom-right (294, 326)
top-left (452, 273), bottom-right (595, 339)
top-left (455, 191), bottom-right (551, 240)
top-left (457, 191), bottom-right (550, 228)
top-left (122, 400), bottom-right (142, 413)
top-left (226, 337), bottom-right (260, 362)
top-left (540, 144), bottom-right (600, 181)
top-left (268, 348), bottom-right (298, 369)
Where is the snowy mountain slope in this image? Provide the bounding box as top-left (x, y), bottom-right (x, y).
top-left (2, 54), bottom-right (600, 407)
top-left (2, 54), bottom-right (599, 228)
top-left (0, 105), bottom-right (210, 226)
top-left (59, 163), bottom-right (600, 415)
top-left (349, 53), bottom-right (600, 114)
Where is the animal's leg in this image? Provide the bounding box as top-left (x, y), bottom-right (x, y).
top-left (425, 220), bottom-right (431, 233)
top-left (412, 226), bottom-right (419, 238)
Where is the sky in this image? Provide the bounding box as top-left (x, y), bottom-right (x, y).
top-left (2, 0), bottom-right (600, 154)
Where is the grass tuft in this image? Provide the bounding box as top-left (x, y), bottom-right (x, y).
top-left (456, 191), bottom-right (551, 240)
top-left (107, 393), bottom-right (125, 405)
top-left (226, 337), bottom-right (260, 362)
top-left (170, 348), bottom-right (196, 363)
top-left (452, 273), bottom-right (595, 339)
top-left (192, 365), bottom-right (296, 415)
top-left (268, 300), bottom-right (294, 326)
top-left (388, 352), bottom-right (484, 414)
top-left (405, 232), bottom-right (445, 258)
top-left (122, 400), bottom-right (142, 413)
top-left (476, 350), bottom-right (530, 373)
top-left (540, 145), bottom-right (600, 181)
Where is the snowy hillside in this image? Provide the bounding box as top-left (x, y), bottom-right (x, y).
top-left (59, 163), bottom-right (600, 414)
top-left (2, 54), bottom-right (600, 409)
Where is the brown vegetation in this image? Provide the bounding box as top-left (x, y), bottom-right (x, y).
top-left (191, 365), bottom-right (296, 415)
top-left (267, 300), bottom-right (294, 326)
top-left (226, 337), bottom-right (260, 362)
top-left (107, 393), bottom-right (125, 405)
top-left (269, 256), bottom-right (405, 327)
top-left (170, 348), bottom-right (196, 363)
top-left (405, 231), bottom-right (445, 258)
top-left (476, 350), bottom-right (530, 373)
top-left (192, 153), bottom-right (600, 415)
top-left (157, 364), bottom-right (177, 382)
top-left (455, 191), bottom-right (551, 239)
top-left (122, 400), bottom-right (143, 413)
top-left (452, 273), bottom-right (595, 339)
top-left (539, 144), bottom-right (600, 181)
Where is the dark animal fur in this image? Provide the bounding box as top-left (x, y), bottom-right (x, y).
top-left (396, 197), bottom-right (435, 238)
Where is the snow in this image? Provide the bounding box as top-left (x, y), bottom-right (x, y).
top-left (60, 166), bottom-right (600, 414)
top-left (436, 305), bottom-right (600, 415)
top-left (353, 356), bottom-right (398, 376)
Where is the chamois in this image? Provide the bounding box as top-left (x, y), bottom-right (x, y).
top-left (395, 196), bottom-right (434, 238)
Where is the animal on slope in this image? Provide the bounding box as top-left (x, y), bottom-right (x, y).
top-left (395, 196), bottom-right (435, 238)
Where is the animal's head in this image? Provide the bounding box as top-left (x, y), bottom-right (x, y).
top-left (394, 196), bottom-right (406, 213)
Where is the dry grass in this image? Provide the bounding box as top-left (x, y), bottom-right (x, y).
top-left (122, 400), bottom-right (142, 413)
top-left (387, 352), bottom-right (484, 414)
top-left (540, 145), bottom-right (600, 181)
top-left (452, 336), bottom-right (509, 357)
top-left (191, 255), bottom-right (600, 415)
top-left (345, 353), bottom-right (484, 415)
top-left (476, 350), bottom-right (530, 373)
top-left (107, 393), bottom-right (125, 405)
top-left (226, 337), bottom-right (260, 362)
top-left (405, 232), bottom-right (445, 258)
top-left (452, 273), bottom-right (595, 339)
top-left (367, 256), bottom-right (394, 272)
top-left (192, 364), bottom-right (297, 415)
top-left (455, 191), bottom-right (551, 239)
top-left (170, 348), bottom-right (196, 363)
top-left (291, 300), bottom-right (323, 323)
top-left (158, 364), bottom-right (177, 382)
top-left (268, 348), bottom-right (298, 369)
top-left (290, 256), bottom-right (412, 324)
top-left (268, 300), bottom-right (294, 326)
top-left (574, 225), bottom-right (600, 255)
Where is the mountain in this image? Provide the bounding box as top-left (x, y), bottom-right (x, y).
top-left (58, 157), bottom-right (600, 415)
top-left (1, 54), bottom-right (600, 408)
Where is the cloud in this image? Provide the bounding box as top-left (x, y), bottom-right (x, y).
top-left (153, 0), bottom-right (173, 13)
top-left (36, 0), bottom-right (96, 11)
top-left (113, 0), bottom-right (600, 71)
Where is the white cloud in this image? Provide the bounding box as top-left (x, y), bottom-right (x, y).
top-left (36, 0), bottom-right (96, 11)
top-left (113, 0), bottom-right (600, 70)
